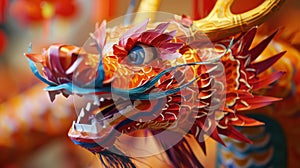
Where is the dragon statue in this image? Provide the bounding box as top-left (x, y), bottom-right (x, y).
top-left (22, 0), bottom-right (292, 167)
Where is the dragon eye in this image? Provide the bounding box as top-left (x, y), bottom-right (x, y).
top-left (128, 44), bottom-right (157, 65)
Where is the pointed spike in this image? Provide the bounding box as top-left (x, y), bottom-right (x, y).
top-left (152, 22), bottom-right (170, 33)
top-left (199, 141), bottom-right (207, 155)
top-left (231, 27), bottom-right (257, 56)
top-left (252, 51), bottom-right (286, 74)
top-left (238, 102), bottom-right (272, 111)
top-left (48, 91), bottom-right (57, 102)
top-left (242, 95), bottom-right (282, 104)
top-left (231, 114), bottom-right (265, 127)
top-left (210, 128), bottom-right (226, 146)
top-left (119, 19), bottom-right (149, 46)
top-left (62, 92), bottom-right (70, 98)
top-left (240, 27), bottom-right (257, 55)
top-left (250, 29), bottom-right (278, 62)
top-left (219, 126), bottom-right (253, 144)
top-left (251, 71), bottom-right (285, 90)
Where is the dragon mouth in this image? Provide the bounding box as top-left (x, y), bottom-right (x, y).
top-left (70, 92), bottom-right (161, 132)
top-left (68, 93), bottom-right (137, 151)
top-left (69, 88), bottom-right (183, 144)
top-left (71, 94), bottom-right (131, 134)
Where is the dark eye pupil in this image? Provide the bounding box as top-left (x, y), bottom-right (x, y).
top-left (128, 45), bottom-right (145, 65)
top-left (129, 52), bottom-right (137, 61)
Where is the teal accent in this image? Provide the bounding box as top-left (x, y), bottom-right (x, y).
top-left (27, 58), bottom-right (56, 86)
top-left (44, 61), bottom-right (217, 98)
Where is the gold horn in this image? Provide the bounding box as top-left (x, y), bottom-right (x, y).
top-left (134, 0), bottom-right (161, 23)
top-left (193, 0), bottom-right (285, 41)
top-left (136, 0), bottom-right (284, 41)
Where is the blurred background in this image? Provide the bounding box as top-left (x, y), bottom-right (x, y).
top-left (0, 0), bottom-right (300, 167)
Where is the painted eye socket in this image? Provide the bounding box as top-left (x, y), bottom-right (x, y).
top-left (128, 44), bottom-right (157, 65)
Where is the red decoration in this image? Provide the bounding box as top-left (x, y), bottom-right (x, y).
top-left (53, 0), bottom-right (77, 18)
top-left (193, 0), bottom-right (216, 20)
top-left (0, 0), bottom-right (8, 23)
top-left (0, 30), bottom-right (7, 55)
top-left (231, 0), bottom-right (265, 14)
top-left (9, 0), bottom-right (78, 26)
top-left (193, 0), bottom-right (265, 19)
top-left (91, 0), bottom-right (115, 23)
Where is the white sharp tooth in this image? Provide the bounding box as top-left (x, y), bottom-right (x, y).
top-left (86, 102), bottom-right (91, 111)
top-left (91, 118), bottom-right (97, 124)
top-left (75, 123), bottom-right (83, 132)
top-left (91, 120), bottom-right (102, 133)
top-left (91, 124), bottom-right (97, 133)
top-left (79, 108), bottom-right (85, 117)
top-left (93, 96), bottom-right (100, 106)
top-left (72, 121), bottom-right (76, 129)
top-left (76, 117), bottom-right (80, 124)
top-left (84, 125), bottom-right (92, 132)
top-left (76, 124), bottom-right (93, 133)
top-left (77, 108), bottom-right (84, 123)
top-left (81, 125), bottom-right (87, 132)
top-left (100, 97), bottom-right (104, 102)
top-left (77, 108), bottom-right (85, 123)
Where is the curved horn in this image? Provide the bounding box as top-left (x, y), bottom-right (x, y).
top-left (193, 0), bottom-right (285, 41)
top-left (134, 0), bottom-right (161, 23)
top-left (135, 0), bottom-right (284, 41)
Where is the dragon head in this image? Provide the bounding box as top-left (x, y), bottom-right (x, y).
top-left (25, 0), bottom-right (285, 166)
